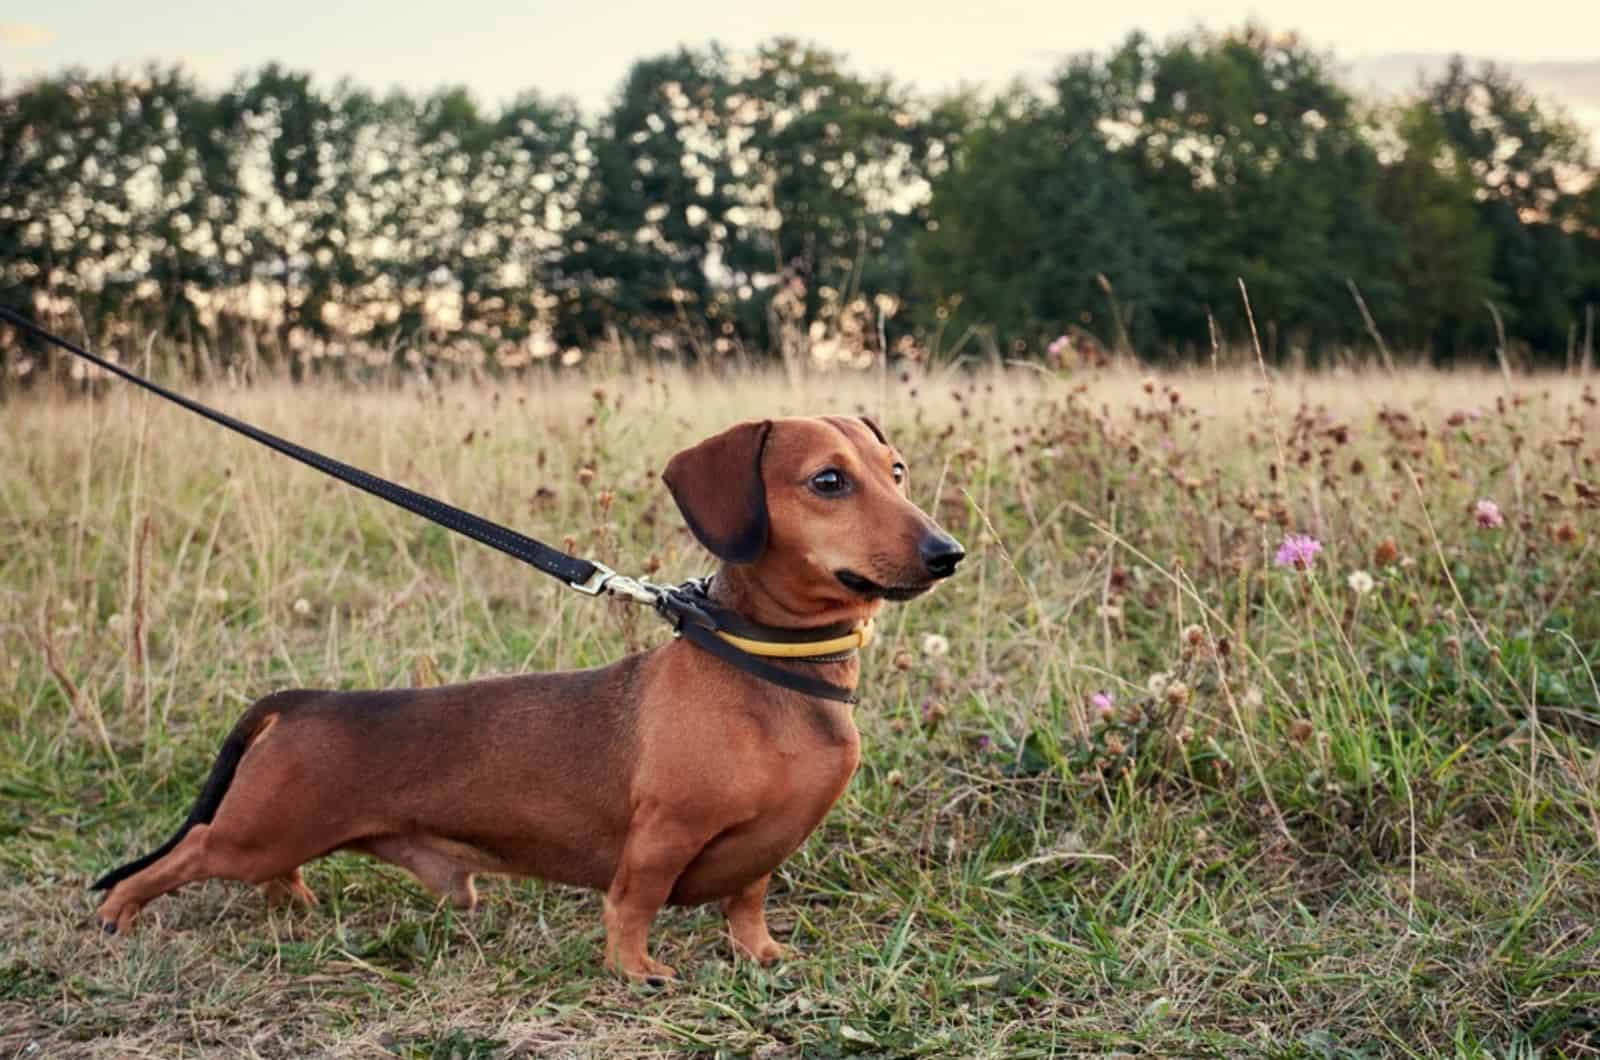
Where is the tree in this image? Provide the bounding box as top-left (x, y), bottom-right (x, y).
top-left (1090, 27), bottom-right (1400, 355)
top-left (1422, 58), bottom-right (1591, 356)
top-left (913, 92), bottom-right (1166, 354)
top-left (1373, 103), bottom-right (1499, 354)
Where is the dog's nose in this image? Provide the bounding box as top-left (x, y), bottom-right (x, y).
top-left (920, 534), bottom-right (965, 579)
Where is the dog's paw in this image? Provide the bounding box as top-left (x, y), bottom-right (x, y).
top-left (730, 933), bottom-right (786, 966)
top-left (613, 956), bottom-right (677, 986)
top-left (95, 898), bottom-right (141, 936)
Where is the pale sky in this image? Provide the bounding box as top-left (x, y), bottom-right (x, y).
top-left (3, 1), bottom-right (1598, 121)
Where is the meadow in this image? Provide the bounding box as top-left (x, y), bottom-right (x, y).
top-left (1, 354), bottom-right (1598, 1057)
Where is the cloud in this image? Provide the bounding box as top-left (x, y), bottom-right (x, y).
top-left (0, 22), bottom-right (55, 48)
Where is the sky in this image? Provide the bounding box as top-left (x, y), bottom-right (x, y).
top-left (3, 0), bottom-right (1599, 131)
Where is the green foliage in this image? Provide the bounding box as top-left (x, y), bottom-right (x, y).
top-left (1, 31), bottom-right (1598, 380)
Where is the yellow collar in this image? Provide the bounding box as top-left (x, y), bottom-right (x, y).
top-left (713, 619), bottom-right (874, 659)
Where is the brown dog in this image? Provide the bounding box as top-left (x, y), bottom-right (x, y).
top-left (91, 416), bottom-right (962, 980)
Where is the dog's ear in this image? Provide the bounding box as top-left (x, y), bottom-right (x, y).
top-left (663, 420), bottom-right (773, 564)
top-left (858, 415), bottom-right (888, 445)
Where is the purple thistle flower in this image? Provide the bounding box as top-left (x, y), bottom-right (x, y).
top-left (1090, 691), bottom-right (1115, 723)
top-left (976, 734), bottom-right (994, 753)
top-left (1474, 499), bottom-right (1504, 529)
top-left (1274, 533), bottom-right (1323, 570)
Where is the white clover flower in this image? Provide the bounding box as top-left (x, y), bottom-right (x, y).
top-left (1347, 570), bottom-right (1375, 595)
top-left (921, 633), bottom-right (950, 657)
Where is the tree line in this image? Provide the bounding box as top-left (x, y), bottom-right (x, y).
top-left (3, 29), bottom-right (1598, 383)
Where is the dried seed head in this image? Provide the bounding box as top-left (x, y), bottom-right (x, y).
top-left (1289, 718), bottom-right (1314, 743)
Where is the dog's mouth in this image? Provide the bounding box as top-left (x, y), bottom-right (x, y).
top-left (835, 570), bottom-right (932, 602)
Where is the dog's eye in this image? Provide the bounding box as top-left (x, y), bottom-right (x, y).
top-left (810, 469), bottom-right (849, 495)
top-left (891, 463), bottom-right (906, 485)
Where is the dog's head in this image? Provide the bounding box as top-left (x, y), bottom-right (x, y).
top-left (663, 417), bottom-right (963, 623)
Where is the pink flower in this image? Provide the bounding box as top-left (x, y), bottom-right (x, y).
top-left (975, 734), bottom-right (994, 753)
top-left (1090, 692), bottom-right (1115, 723)
top-left (1473, 499), bottom-right (1504, 529)
top-left (1274, 533), bottom-right (1323, 570)
top-left (1047, 335), bottom-right (1069, 357)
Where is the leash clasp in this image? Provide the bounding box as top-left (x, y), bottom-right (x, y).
top-left (568, 562), bottom-right (617, 596)
top-left (569, 562), bottom-right (663, 606)
top-left (602, 572), bottom-right (663, 605)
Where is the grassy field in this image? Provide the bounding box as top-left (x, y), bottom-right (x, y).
top-left (2, 357), bottom-right (1598, 1057)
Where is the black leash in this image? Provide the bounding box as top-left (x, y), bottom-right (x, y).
top-left (2, 308), bottom-right (859, 703)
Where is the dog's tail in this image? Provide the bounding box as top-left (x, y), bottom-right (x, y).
top-left (90, 693), bottom-right (306, 892)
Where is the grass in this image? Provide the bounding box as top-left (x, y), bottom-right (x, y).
top-left (2, 355), bottom-right (1598, 1057)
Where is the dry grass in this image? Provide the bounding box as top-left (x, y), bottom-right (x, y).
top-left (2, 356), bottom-right (1599, 1057)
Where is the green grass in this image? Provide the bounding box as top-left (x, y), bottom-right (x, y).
top-left (2, 361), bottom-right (1598, 1057)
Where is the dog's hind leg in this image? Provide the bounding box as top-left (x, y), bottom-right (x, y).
top-left (96, 823), bottom-right (220, 934)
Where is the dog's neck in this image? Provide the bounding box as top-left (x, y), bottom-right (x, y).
top-left (708, 565), bottom-right (880, 634)
top-left (703, 566), bottom-right (872, 717)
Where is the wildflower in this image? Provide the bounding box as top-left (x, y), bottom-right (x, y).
top-left (1346, 570), bottom-right (1375, 595)
top-left (1165, 681), bottom-right (1190, 707)
top-left (975, 735), bottom-right (994, 754)
top-left (292, 597), bottom-right (312, 617)
top-left (893, 651), bottom-right (914, 671)
top-left (1274, 533), bottom-right (1323, 570)
top-left (1090, 692), bottom-right (1115, 724)
top-left (1146, 672), bottom-right (1170, 697)
top-left (1046, 335), bottom-right (1069, 358)
top-left (1473, 499), bottom-right (1504, 529)
top-left (921, 633), bottom-right (950, 657)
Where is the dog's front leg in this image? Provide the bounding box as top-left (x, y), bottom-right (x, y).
top-left (722, 873), bottom-right (784, 965)
top-left (601, 810), bottom-right (707, 984)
